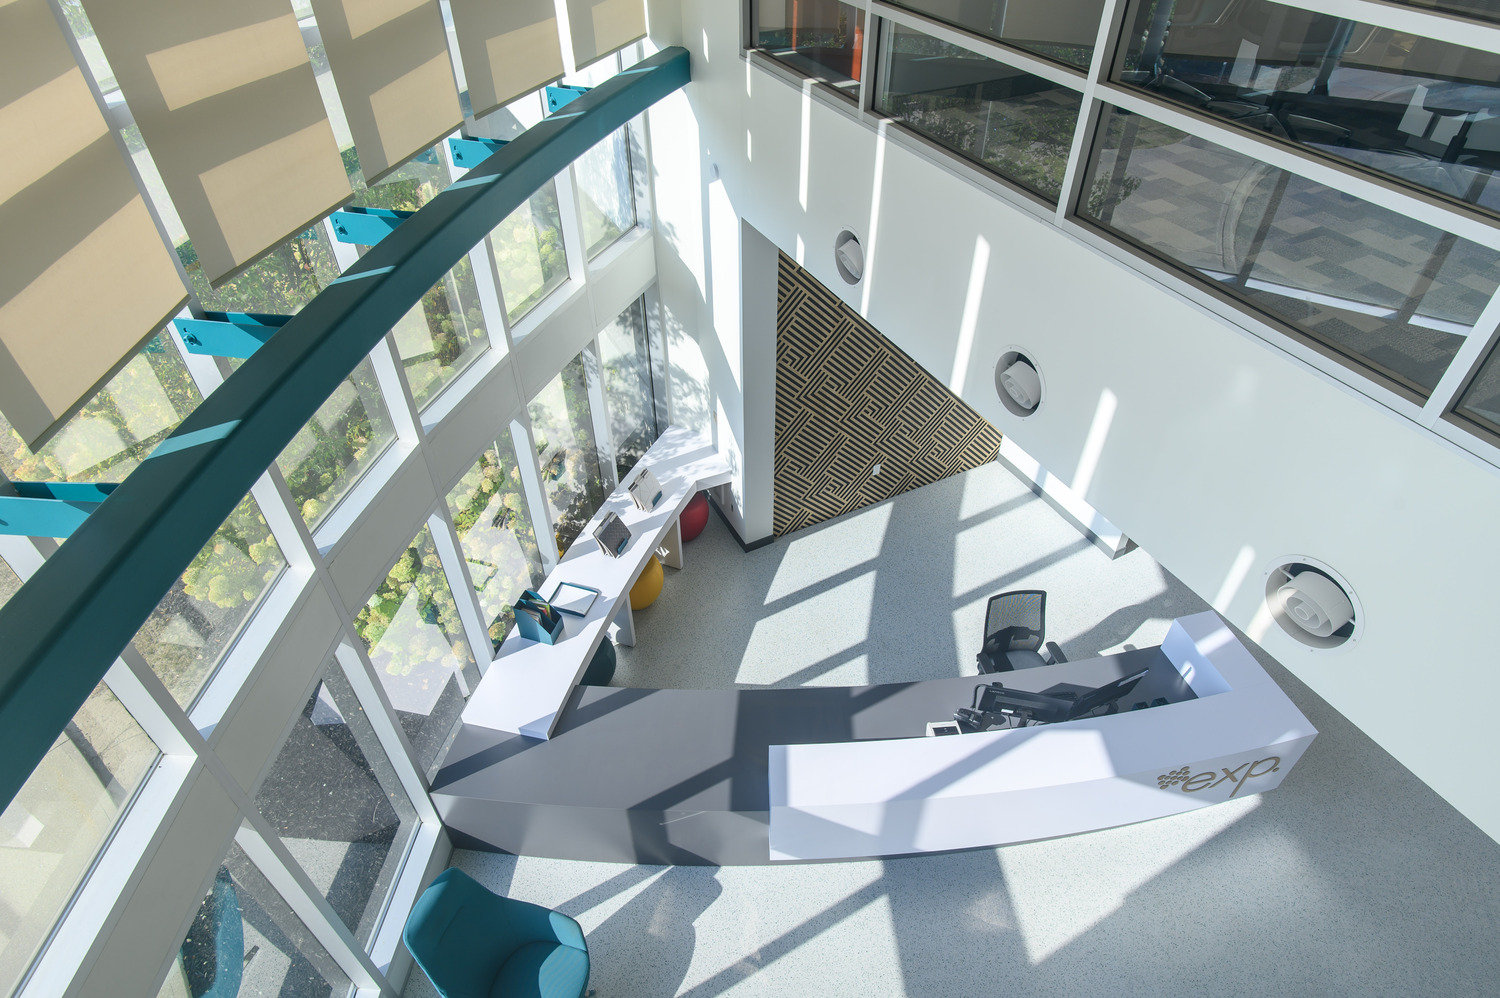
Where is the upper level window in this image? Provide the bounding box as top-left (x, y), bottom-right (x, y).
top-left (884, 0), bottom-right (1103, 70)
top-left (1079, 104), bottom-right (1500, 398)
top-left (753, 0), bottom-right (864, 93)
top-left (1114, 0), bottom-right (1500, 215)
top-left (1452, 341), bottom-right (1500, 442)
top-left (874, 23), bottom-right (1082, 202)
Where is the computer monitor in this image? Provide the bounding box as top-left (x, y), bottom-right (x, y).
top-left (1063, 668), bottom-right (1151, 721)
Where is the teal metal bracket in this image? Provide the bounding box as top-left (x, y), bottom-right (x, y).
top-left (448, 136), bottom-right (508, 170)
top-left (330, 207), bottom-right (415, 246)
top-left (546, 84), bottom-right (591, 113)
top-left (0, 47), bottom-right (692, 814)
top-left (0, 483), bottom-right (119, 538)
top-left (174, 313), bottom-right (292, 359)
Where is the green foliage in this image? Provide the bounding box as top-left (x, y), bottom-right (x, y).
top-left (180, 498), bottom-right (283, 609)
top-left (354, 529), bottom-right (469, 676)
top-left (0, 335), bottom-right (200, 484)
top-left (446, 443), bottom-right (544, 651)
top-left (493, 184), bottom-right (568, 322)
top-left (187, 229), bottom-right (340, 316)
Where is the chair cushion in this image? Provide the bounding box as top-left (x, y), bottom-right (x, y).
top-left (490, 941), bottom-right (589, 998)
top-left (1004, 649), bottom-right (1049, 670)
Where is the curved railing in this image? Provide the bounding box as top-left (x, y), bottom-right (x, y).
top-left (0, 47), bottom-right (691, 811)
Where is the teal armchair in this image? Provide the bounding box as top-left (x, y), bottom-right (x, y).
top-left (403, 868), bottom-right (590, 998)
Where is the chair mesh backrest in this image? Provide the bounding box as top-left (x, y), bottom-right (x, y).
top-left (983, 591), bottom-right (1045, 651)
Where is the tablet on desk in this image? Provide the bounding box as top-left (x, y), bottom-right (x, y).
top-left (547, 582), bottom-right (600, 617)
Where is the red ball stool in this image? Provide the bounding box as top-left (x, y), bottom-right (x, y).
top-left (680, 491), bottom-right (710, 542)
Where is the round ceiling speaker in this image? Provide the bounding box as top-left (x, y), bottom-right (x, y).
top-left (1277, 571), bottom-right (1355, 638)
top-left (1000, 360), bottom-right (1041, 411)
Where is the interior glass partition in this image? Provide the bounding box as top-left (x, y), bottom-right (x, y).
top-left (159, 839), bottom-right (353, 998)
top-left (1078, 105), bottom-right (1500, 396)
top-left (875, 23), bottom-right (1082, 202)
top-left (1389, 0), bottom-right (1500, 25)
top-left (253, 662), bottom-right (418, 949)
top-left (1113, 0), bottom-right (1500, 213)
top-left (0, 679), bottom-right (158, 997)
top-left (446, 439), bottom-right (546, 651)
top-left (753, 0), bottom-right (864, 90)
top-left (527, 353), bottom-right (608, 555)
top-left (883, 0), bottom-right (1103, 69)
top-left (132, 494), bottom-right (286, 708)
top-left (353, 526), bottom-right (478, 778)
top-left (599, 298), bottom-right (660, 480)
top-left (1453, 343), bottom-right (1500, 439)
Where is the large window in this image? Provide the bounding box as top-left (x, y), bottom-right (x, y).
top-left (132, 494), bottom-right (286, 709)
top-left (1114, 0), bottom-right (1500, 214)
top-left (528, 353), bottom-right (608, 554)
top-left (277, 358), bottom-right (398, 530)
top-left (599, 299), bottom-right (661, 481)
top-left (353, 526), bottom-right (478, 778)
top-left (253, 661), bottom-right (418, 948)
top-left (884, 0), bottom-right (1103, 69)
top-left (0, 333), bottom-right (199, 486)
top-left (753, 0), bottom-right (864, 90)
top-left (1078, 105), bottom-right (1500, 396)
top-left (576, 130), bottom-right (637, 259)
top-left (388, 263), bottom-right (491, 410)
top-left (160, 839), bottom-right (353, 998)
top-left (875, 24), bottom-right (1082, 202)
top-left (446, 438), bottom-right (546, 651)
top-left (490, 181), bottom-right (568, 325)
top-left (0, 679), bottom-right (158, 996)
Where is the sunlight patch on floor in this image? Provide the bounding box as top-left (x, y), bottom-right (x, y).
top-left (764, 504), bottom-right (891, 604)
top-left (999, 797), bottom-right (1261, 964)
top-left (739, 572), bottom-right (876, 684)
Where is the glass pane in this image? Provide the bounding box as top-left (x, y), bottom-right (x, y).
top-left (875, 24), bottom-right (1082, 202)
top-left (1384, 1), bottom-right (1500, 28)
top-left (599, 299), bottom-right (660, 481)
top-left (884, 0), bottom-right (1103, 69)
top-left (159, 840), bottom-right (352, 998)
top-left (133, 495), bottom-right (286, 709)
top-left (350, 144), bottom-right (450, 212)
top-left (528, 353), bottom-right (608, 555)
top-left (753, 0), bottom-right (864, 87)
top-left (1114, 0), bottom-right (1500, 213)
top-left (446, 438), bottom-right (546, 651)
top-left (1079, 105), bottom-right (1500, 395)
top-left (353, 526), bottom-right (478, 778)
top-left (188, 226), bottom-right (341, 316)
top-left (0, 683), bottom-right (157, 996)
top-left (0, 333), bottom-right (199, 486)
top-left (277, 358), bottom-right (398, 530)
top-left (390, 260), bottom-right (490, 410)
top-left (1454, 344), bottom-right (1500, 435)
top-left (490, 180), bottom-right (568, 324)
top-left (576, 130), bottom-right (637, 259)
top-left (253, 662), bottom-right (418, 947)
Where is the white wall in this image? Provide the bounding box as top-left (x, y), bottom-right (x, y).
top-left (648, 2), bottom-right (1500, 841)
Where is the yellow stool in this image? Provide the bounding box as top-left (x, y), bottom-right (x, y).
top-left (630, 555), bottom-right (664, 610)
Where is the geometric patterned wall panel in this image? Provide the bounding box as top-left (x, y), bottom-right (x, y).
top-left (774, 252), bottom-right (1003, 536)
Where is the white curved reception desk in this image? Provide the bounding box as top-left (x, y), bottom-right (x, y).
top-left (768, 612), bottom-right (1316, 861)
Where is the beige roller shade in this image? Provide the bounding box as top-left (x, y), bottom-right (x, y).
top-left (81, 0), bottom-right (350, 284)
top-left (567, 0), bottom-right (646, 67)
top-left (308, 0), bottom-right (462, 183)
top-left (0, 0), bottom-right (187, 450)
top-left (449, 0), bottom-right (563, 120)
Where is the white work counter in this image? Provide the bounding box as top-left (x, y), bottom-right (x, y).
top-left (767, 612), bottom-right (1317, 861)
top-left (460, 427), bottom-right (731, 740)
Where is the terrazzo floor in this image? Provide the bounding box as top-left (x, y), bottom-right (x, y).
top-left (402, 462), bottom-right (1500, 997)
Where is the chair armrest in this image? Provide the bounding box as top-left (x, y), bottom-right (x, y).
top-left (1044, 641), bottom-right (1067, 664)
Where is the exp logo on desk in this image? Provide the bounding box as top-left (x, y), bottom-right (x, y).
top-left (1157, 758), bottom-right (1281, 798)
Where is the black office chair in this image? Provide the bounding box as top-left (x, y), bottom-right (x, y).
top-left (976, 590), bottom-right (1067, 673)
